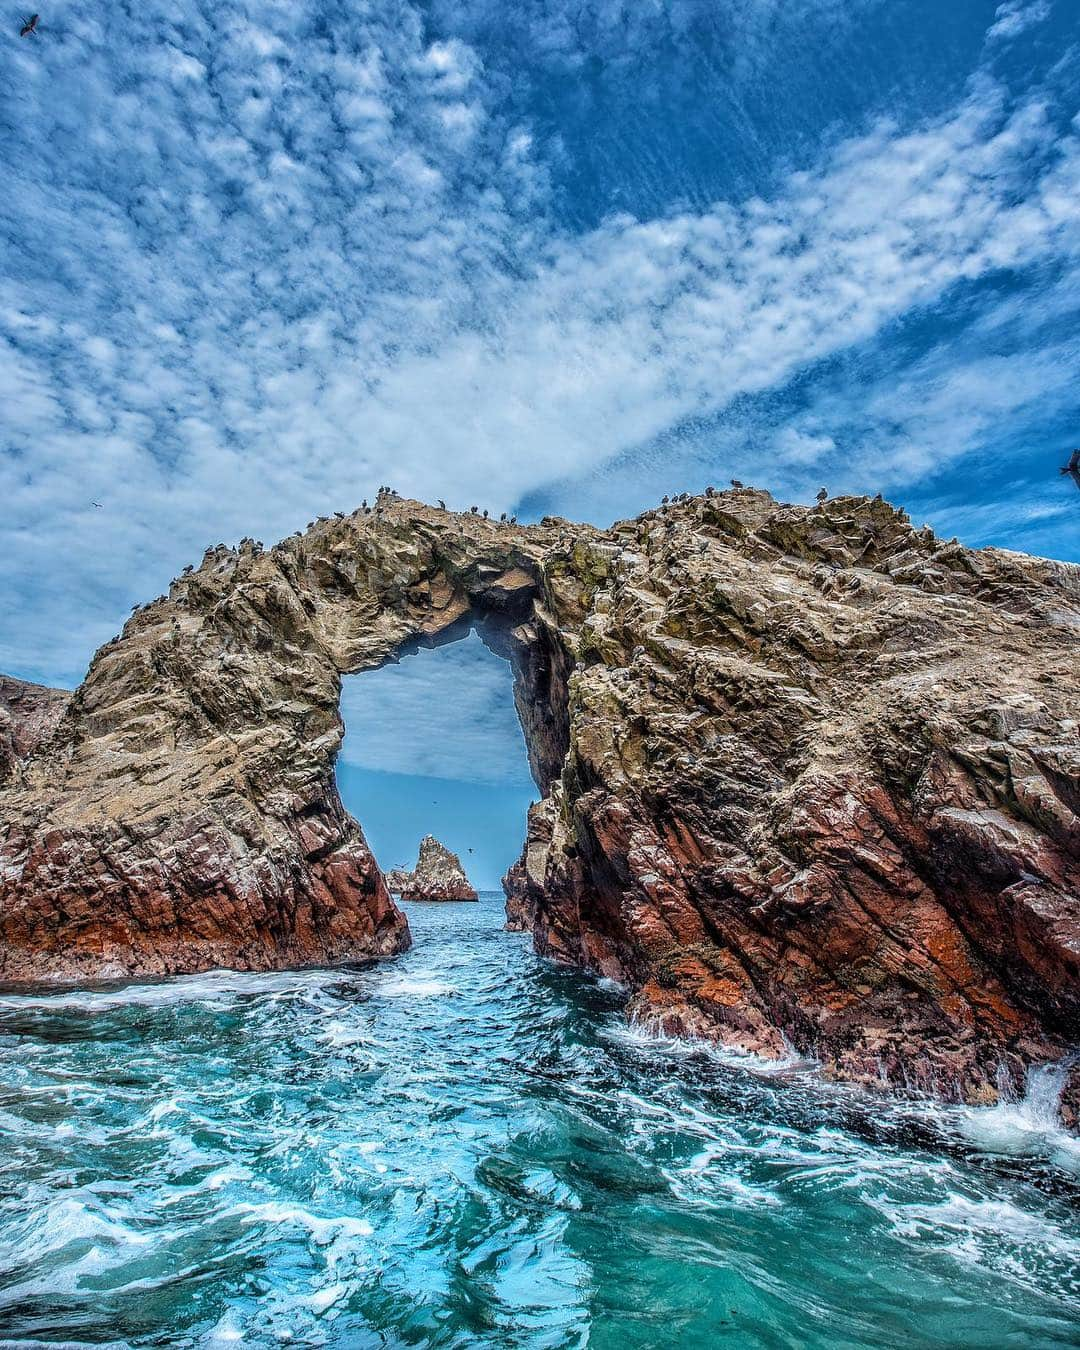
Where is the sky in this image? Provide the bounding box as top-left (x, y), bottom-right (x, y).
top-left (337, 634), bottom-right (535, 888)
top-left (2, 0), bottom-right (1078, 875)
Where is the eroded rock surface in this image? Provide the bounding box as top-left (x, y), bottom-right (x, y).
top-left (2, 487), bottom-right (1077, 1114)
top-left (0, 676), bottom-right (70, 785)
top-left (505, 489), bottom-right (1080, 1112)
top-left (398, 835), bottom-right (478, 902)
top-left (384, 869), bottom-right (410, 894)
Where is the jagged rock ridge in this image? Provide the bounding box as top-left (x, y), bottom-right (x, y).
top-left (1, 488), bottom-right (1077, 1115)
top-left (398, 835), bottom-right (478, 902)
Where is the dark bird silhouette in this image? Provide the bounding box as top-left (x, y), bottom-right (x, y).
top-left (730, 479), bottom-right (743, 488)
top-left (91, 500), bottom-right (102, 508)
top-left (816, 487), bottom-right (828, 503)
top-left (1060, 449), bottom-right (1080, 492)
top-left (20, 13), bottom-right (39, 36)
top-left (437, 499), bottom-right (446, 510)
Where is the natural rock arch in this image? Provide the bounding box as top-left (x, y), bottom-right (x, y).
top-left (0, 495), bottom-right (584, 982)
top-left (1, 488), bottom-right (1078, 1110)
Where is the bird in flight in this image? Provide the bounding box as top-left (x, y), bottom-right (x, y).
top-left (1060, 449), bottom-right (1080, 492)
top-left (91, 501), bottom-right (103, 508)
top-left (19, 12), bottom-right (39, 35)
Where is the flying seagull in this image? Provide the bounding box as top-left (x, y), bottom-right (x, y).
top-left (19, 12), bottom-right (39, 35)
top-left (1060, 448), bottom-right (1080, 492)
top-left (91, 500), bottom-right (103, 508)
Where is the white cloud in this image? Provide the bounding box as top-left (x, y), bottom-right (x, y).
top-left (1, 0), bottom-right (1078, 692)
top-left (338, 632), bottom-right (532, 786)
top-left (986, 1), bottom-right (1051, 43)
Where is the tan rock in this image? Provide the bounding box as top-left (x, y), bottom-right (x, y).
top-left (399, 835), bottom-right (477, 902)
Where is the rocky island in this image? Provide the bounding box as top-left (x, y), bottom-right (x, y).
top-left (397, 835), bottom-right (478, 902)
top-left (0, 488), bottom-right (1076, 1115)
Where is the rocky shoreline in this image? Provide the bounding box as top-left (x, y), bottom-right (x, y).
top-left (1, 488), bottom-right (1076, 1117)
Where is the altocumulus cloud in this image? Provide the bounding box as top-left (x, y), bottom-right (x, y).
top-left (338, 633), bottom-right (532, 788)
top-left (1, 0), bottom-right (1078, 692)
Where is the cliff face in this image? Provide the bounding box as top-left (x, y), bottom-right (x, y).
top-left (0, 676), bottom-right (70, 785)
top-left (1, 488), bottom-right (1077, 1113)
top-left (505, 490), bottom-right (1080, 1110)
top-left (399, 835), bottom-right (478, 901)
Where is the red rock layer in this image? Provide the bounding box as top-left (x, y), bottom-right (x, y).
top-left (0, 675), bottom-right (69, 785)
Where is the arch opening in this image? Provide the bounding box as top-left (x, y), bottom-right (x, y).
top-left (336, 628), bottom-right (538, 894)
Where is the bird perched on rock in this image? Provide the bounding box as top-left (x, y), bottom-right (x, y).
top-left (730, 479), bottom-right (743, 488)
top-left (661, 495), bottom-right (669, 504)
top-left (437, 499), bottom-right (446, 510)
top-left (1060, 449), bottom-right (1080, 492)
top-left (499, 512), bottom-right (507, 521)
top-left (816, 488), bottom-right (828, 503)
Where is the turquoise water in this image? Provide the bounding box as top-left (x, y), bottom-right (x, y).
top-left (0, 894), bottom-right (1078, 1348)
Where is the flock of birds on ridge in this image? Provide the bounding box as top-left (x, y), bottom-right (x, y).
top-left (98, 451), bottom-right (1080, 625)
top-left (119, 481), bottom-right (840, 621)
top-left (107, 448), bottom-right (1080, 600)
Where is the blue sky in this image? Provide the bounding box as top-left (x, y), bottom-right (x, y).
top-left (337, 635), bottom-right (535, 888)
top-left (2, 0), bottom-right (1078, 874)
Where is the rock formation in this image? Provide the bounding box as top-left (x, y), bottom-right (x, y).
top-left (398, 835), bottom-right (478, 902)
top-left (383, 868), bottom-right (410, 894)
top-left (0, 676), bottom-right (69, 785)
top-left (1, 488), bottom-right (1077, 1116)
